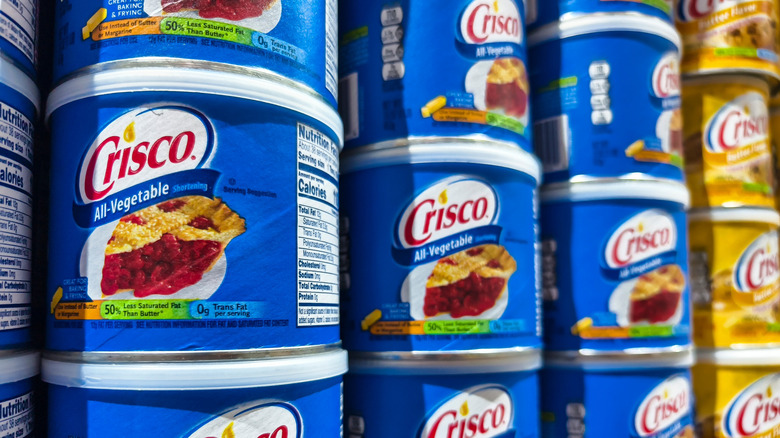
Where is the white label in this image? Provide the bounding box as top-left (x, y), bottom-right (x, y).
top-left (589, 61), bottom-right (610, 79)
top-left (723, 373), bottom-right (780, 437)
top-left (0, 392), bottom-right (33, 437)
top-left (381, 6), bottom-right (403, 26)
top-left (296, 123), bottom-right (339, 327)
top-left (634, 376), bottom-right (691, 436)
top-left (188, 402), bottom-right (301, 438)
top-left (604, 209), bottom-right (677, 269)
top-left (382, 62), bottom-right (405, 81)
top-left (325, 0), bottom-right (338, 99)
top-left (419, 386), bottom-right (513, 438)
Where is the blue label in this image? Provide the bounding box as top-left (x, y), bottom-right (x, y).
top-left (541, 365), bottom-right (693, 438)
top-left (0, 378), bottom-right (34, 438)
top-left (46, 89), bottom-right (341, 352)
top-left (527, 0), bottom-right (674, 29)
top-left (541, 197), bottom-right (691, 352)
top-left (53, 0), bottom-right (337, 106)
top-left (340, 161), bottom-right (540, 352)
top-left (345, 368), bottom-right (538, 437)
top-left (529, 25), bottom-right (683, 183)
top-left (48, 376), bottom-right (341, 437)
top-left (338, 0), bottom-right (531, 151)
top-left (0, 0), bottom-right (36, 75)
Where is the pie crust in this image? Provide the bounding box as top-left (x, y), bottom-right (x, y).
top-left (485, 58), bottom-right (529, 118)
top-left (629, 264), bottom-right (685, 324)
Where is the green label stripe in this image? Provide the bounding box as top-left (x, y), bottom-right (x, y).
top-left (629, 325), bottom-right (674, 338)
top-left (643, 0), bottom-right (671, 14)
top-left (341, 26), bottom-right (368, 45)
top-left (486, 113), bottom-right (526, 135)
top-left (160, 17), bottom-right (253, 45)
top-left (101, 300), bottom-right (191, 320)
top-left (714, 47), bottom-right (759, 58)
top-left (424, 320), bottom-right (491, 335)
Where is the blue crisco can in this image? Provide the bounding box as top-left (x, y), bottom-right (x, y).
top-left (525, 0), bottom-right (674, 30)
top-left (0, 351), bottom-right (37, 438)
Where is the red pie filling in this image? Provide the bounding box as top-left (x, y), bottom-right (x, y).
top-left (629, 290), bottom-right (681, 324)
top-left (424, 252), bottom-right (506, 318)
top-left (101, 215), bottom-right (222, 298)
top-left (161, 0), bottom-right (276, 20)
top-left (486, 82), bottom-right (528, 118)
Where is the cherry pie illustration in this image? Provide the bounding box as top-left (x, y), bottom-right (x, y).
top-left (423, 244), bottom-right (516, 318)
top-left (101, 196), bottom-right (246, 298)
top-left (485, 58), bottom-right (529, 118)
top-left (161, 0), bottom-right (278, 21)
top-left (629, 264), bottom-right (686, 324)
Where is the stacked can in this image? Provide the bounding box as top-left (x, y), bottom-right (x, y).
top-left (0, 0), bottom-right (40, 436)
top-left (337, 1), bottom-right (543, 436)
top-left (527, 3), bottom-right (696, 436)
top-left (674, 1), bottom-right (780, 436)
top-left (43, 3), bottom-right (347, 436)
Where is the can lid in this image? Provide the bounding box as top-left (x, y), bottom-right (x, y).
top-left (42, 349), bottom-right (347, 390)
top-left (541, 180), bottom-right (690, 206)
top-left (0, 57), bottom-right (39, 115)
top-left (348, 350), bottom-right (542, 376)
top-left (683, 74), bottom-right (769, 94)
top-left (696, 348), bottom-right (780, 366)
top-left (340, 141), bottom-right (541, 184)
top-left (528, 13), bottom-right (681, 51)
top-left (689, 208), bottom-right (780, 226)
top-left (45, 66), bottom-right (344, 147)
top-left (0, 351), bottom-right (39, 384)
top-left (545, 349), bottom-right (694, 370)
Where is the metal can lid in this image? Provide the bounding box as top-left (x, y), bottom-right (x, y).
top-left (696, 348), bottom-right (780, 366)
top-left (348, 349), bottom-right (542, 376)
top-left (682, 74), bottom-right (769, 95)
top-left (689, 207), bottom-right (780, 226)
top-left (0, 350), bottom-right (39, 384)
top-left (528, 13), bottom-right (681, 51)
top-left (46, 65), bottom-right (343, 148)
top-left (0, 56), bottom-right (39, 115)
top-left (541, 179), bottom-right (690, 207)
top-left (42, 349), bottom-right (347, 390)
top-left (341, 140), bottom-right (541, 185)
top-left (545, 349), bottom-right (694, 370)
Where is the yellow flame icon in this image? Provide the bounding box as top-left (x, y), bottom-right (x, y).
top-left (460, 401), bottom-right (469, 417)
top-left (493, 0), bottom-right (498, 12)
top-left (768, 386), bottom-right (773, 398)
top-left (638, 222), bottom-right (644, 233)
top-left (123, 122), bottom-right (136, 143)
top-left (438, 190), bottom-right (448, 204)
top-left (221, 422), bottom-right (235, 438)
top-left (663, 388), bottom-right (669, 399)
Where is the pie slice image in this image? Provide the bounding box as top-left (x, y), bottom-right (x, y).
top-left (161, 0), bottom-right (278, 21)
top-left (485, 58), bottom-right (529, 118)
top-left (629, 264), bottom-right (686, 324)
top-left (100, 196), bottom-right (246, 298)
top-left (423, 244), bottom-right (516, 318)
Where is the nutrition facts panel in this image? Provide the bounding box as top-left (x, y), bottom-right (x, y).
top-left (296, 123), bottom-right (340, 327)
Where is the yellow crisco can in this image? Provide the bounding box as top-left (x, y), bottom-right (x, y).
top-left (690, 208), bottom-right (780, 348)
top-left (694, 349), bottom-right (780, 437)
top-left (676, 0), bottom-right (780, 81)
top-left (683, 75), bottom-right (775, 208)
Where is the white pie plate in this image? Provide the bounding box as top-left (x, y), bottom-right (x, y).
top-left (401, 261), bottom-right (509, 322)
top-left (608, 273), bottom-right (683, 328)
top-left (81, 220), bottom-right (227, 301)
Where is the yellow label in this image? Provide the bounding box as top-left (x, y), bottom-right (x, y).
top-left (683, 79), bottom-right (775, 208)
top-left (690, 216), bottom-right (780, 348)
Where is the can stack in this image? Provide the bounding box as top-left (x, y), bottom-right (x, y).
top-left (527, 2), bottom-right (697, 436)
top-left (674, 1), bottom-right (780, 436)
top-left (42, 2), bottom-right (347, 435)
top-left (0, 0), bottom-right (40, 435)
top-left (337, 0), bottom-right (543, 435)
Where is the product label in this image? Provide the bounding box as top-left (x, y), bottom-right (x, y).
top-left (55, 0), bottom-right (336, 105)
top-left (338, 0), bottom-right (531, 150)
top-left (0, 0), bottom-right (35, 68)
top-left (0, 392), bottom-right (33, 438)
top-left (188, 402), bottom-right (302, 438)
top-left (531, 29), bottom-right (683, 183)
top-left (723, 373), bottom-right (780, 438)
top-left (529, 0), bottom-right (673, 28)
top-left (341, 162), bottom-right (539, 352)
top-left (633, 376), bottom-right (692, 437)
top-left (542, 198), bottom-right (690, 351)
top-left (47, 92), bottom-right (341, 351)
top-left (418, 386), bottom-right (513, 438)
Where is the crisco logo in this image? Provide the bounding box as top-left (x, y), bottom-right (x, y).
top-left (652, 53), bottom-right (680, 99)
top-left (723, 374), bottom-right (780, 437)
top-left (604, 210), bottom-right (677, 268)
top-left (398, 178), bottom-right (497, 247)
top-left (634, 376), bottom-right (692, 437)
top-left (188, 402), bottom-right (302, 438)
top-left (678, 0), bottom-right (742, 21)
top-left (460, 0), bottom-right (522, 45)
top-left (77, 105), bottom-right (214, 203)
top-left (734, 231), bottom-right (780, 295)
top-left (705, 93), bottom-right (769, 153)
top-left (418, 386), bottom-right (513, 438)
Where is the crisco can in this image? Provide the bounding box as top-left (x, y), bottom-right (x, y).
top-left (771, 105), bottom-right (780, 207)
top-left (689, 208), bottom-right (780, 349)
top-left (683, 74), bottom-right (775, 208)
top-left (528, 0), bottom-right (674, 30)
top-left (676, 0), bottom-right (780, 81)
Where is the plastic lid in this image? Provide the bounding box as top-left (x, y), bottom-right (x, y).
top-left (0, 56), bottom-right (39, 115)
top-left (541, 180), bottom-right (690, 206)
top-left (689, 208), bottom-right (780, 226)
top-left (528, 13), bottom-right (681, 51)
top-left (683, 74), bottom-right (769, 94)
top-left (0, 351), bottom-right (39, 384)
top-left (42, 349), bottom-right (347, 390)
top-left (696, 348), bottom-right (780, 366)
top-left (46, 66), bottom-right (343, 147)
top-left (545, 349), bottom-right (694, 371)
top-left (340, 141), bottom-right (541, 184)
top-left (348, 350), bottom-right (542, 376)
